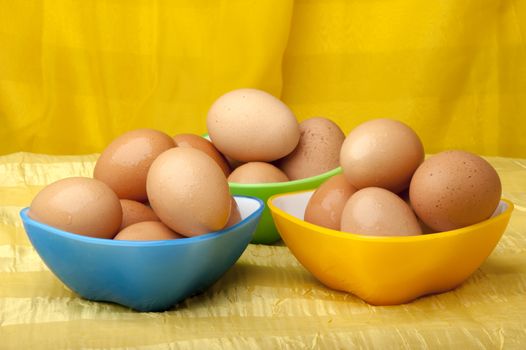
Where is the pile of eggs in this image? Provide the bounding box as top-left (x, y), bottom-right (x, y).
top-left (27, 87), bottom-right (502, 241)
top-left (28, 88), bottom-right (346, 241)
top-left (306, 118), bottom-right (502, 236)
top-left (208, 89), bottom-right (345, 183)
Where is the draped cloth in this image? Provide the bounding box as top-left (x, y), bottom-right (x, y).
top-left (1, 153), bottom-right (525, 348)
top-left (1, 0), bottom-right (525, 157)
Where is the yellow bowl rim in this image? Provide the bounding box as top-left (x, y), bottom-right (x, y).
top-left (268, 190), bottom-right (514, 243)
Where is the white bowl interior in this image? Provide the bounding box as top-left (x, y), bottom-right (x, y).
top-left (235, 196), bottom-right (262, 219)
top-left (272, 191), bottom-right (314, 220)
top-left (272, 191), bottom-right (509, 221)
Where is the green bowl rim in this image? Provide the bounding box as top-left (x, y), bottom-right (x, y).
top-left (228, 167), bottom-right (342, 189)
top-left (201, 133), bottom-right (342, 189)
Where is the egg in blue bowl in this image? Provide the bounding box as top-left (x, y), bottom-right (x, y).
top-left (20, 195), bottom-right (263, 312)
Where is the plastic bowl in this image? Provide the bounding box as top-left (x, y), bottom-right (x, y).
top-left (201, 133), bottom-right (342, 244)
top-left (20, 196), bottom-right (264, 311)
top-left (268, 190), bottom-right (514, 305)
top-left (229, 167), bottom-right (342, 244)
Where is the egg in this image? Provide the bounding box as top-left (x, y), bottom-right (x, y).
top-left (29, 177), bottom-right (122, 238)
top-left (409, 150), bottom-right (502, 231)
top-left (228, 162), bottom-right (289, 184)
top-left (114, 221), bottom-right (184, 241)
top-left (207, 88), bottom-right (300, 162)
top-left (223, 197), bottom-right (242, 229)
top-left (146, 147), bottom-right (231, 237)
top-left (173, 133), bottom-right (231, 177)
top-left (397, 190), bottom-right (435, 234)
top-left (120, 199), bottom-right (159, 229)
top-left (340, 119), bottom-right (424, 193)
top-left (277, 117), bottom-right (345, 180)
top-left (94, 129), bottom-right (175, 201)
top-left (340, 187), bottom-right (422, 237)
top-left (304, 174), bottom-right (357, 230)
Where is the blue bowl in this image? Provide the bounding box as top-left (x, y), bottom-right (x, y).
top-left (20, 195), bottom-right (263, 312)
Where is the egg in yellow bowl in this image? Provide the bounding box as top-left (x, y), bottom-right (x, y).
top-left (268, 190), bottom-right (514, 305)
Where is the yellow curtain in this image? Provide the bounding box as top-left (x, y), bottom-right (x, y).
top-left (1, 0), bottom-right (525, 157)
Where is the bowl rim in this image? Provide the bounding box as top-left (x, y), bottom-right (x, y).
top-left (202, 132), bottom-right (342, 188)
top-left (228, 167), bottom-right (342, 189)
top-left (268, 190), bottom-right (514, 243)
top-left (20, 195), bottom-right (264, 247)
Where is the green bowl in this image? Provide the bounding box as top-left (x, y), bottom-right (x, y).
top-left (201, 134), bottom-right (341, 244)
top-left (229, 167), bottom-right (342, 244)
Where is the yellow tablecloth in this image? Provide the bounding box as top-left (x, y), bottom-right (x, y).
top-left (1, 153), bottom-right (525, 349)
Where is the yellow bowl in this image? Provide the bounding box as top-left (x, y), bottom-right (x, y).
top-left (268, 190), bottom-right (514, 305)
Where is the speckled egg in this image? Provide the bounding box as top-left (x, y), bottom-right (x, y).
top-left (409, 150), bottom-right (502, 231)
top-left (277, 117), bottom-right (345, 180)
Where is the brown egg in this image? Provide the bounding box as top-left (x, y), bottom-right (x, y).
top-left (277, 117), bottom-right (345, 180)
top-left (409, 150), bottom-right (502, 231)
top-left (120, 199), bottom-right (159, 229)
top-left (173, 133), bottom-right (231, 177)
top-left (228, 162), bottom-right (289, 184)
top-left (114, 221), bottom-right (184, 241)
top-left (207, 88), bottom-right (300, 162)
top-left (304, 174), bottom-right (357, 230)
top-left (29, 177), bottom-right (122, 238)
top-left (340, 119), bottom-right (424, 193)
top-left (94, 129), bottom-right (175, 201)
top-left (147, 147), bottom-right (231, 237)
top-left (223, 197), bottom-right (242, 229)
top-left (398, 190), bottom-right (435, 234)
top-left (340, 187), bottom-right (422, 237)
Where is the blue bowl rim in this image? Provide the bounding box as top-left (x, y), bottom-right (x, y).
top-left (20, 195), bottom-right (264, 247)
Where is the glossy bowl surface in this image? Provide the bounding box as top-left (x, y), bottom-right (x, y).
top-left (20, 196), bottom-right (264, 311)
top-left (268, 190), bottom-right (513, 305)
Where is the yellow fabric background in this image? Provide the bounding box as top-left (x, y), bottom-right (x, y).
top-left (1, 153), bottom-right (526, 348)
top-left (1, 0), bottom-right (525, 157)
